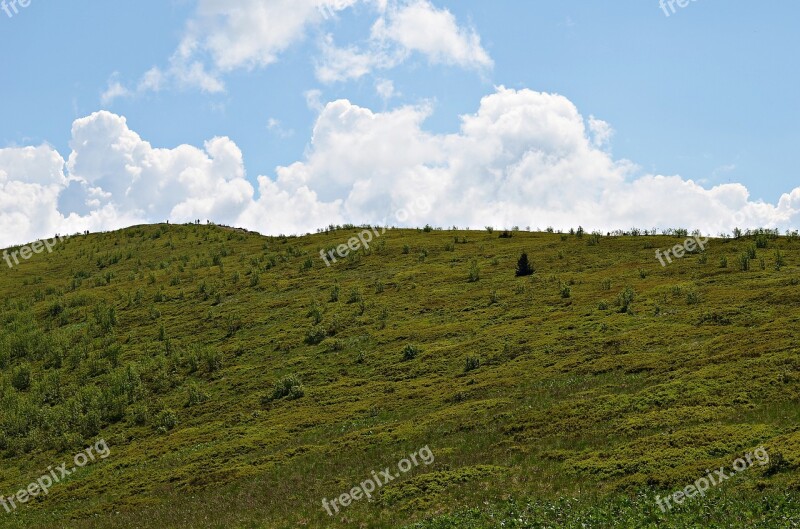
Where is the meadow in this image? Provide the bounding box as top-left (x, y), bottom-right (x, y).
top-left (0, 223), bottom-right (798, 528)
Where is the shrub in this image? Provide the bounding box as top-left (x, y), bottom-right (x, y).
top-left (129, 403), bottom-right (149, 426)
top-left (271, 375), bottom-right (305, 400)
top-left (686, 291), bottom-right (700, 305)
top-left (402, 344), bottom-right (421, 361)
top-left (186, 383), bottom-right (209, 407)
top-left (156, 409), bottom-right (178, 431)
top-left (307, 302), bottom-right (323, 324)
top-left (202, 348), bottom-right (223, 373)
top-left (499, 230), bottom-right (513, 239)
top-left (515, 253), bottom-right (534, 277)
top-left (347, 287), bottom-right (362, 304)
top-left (617, 286), bottom-right (636, 314)
top-left (775, 249), bottom-right (786, 271)
top-left (464, 355), bottom-right (481, 372)
top-left (305, 326), bottom-right (327, 345)
top-left (329, 282), bottom-right (340, 302)
top-left (11, 363), bottom-right (31, 391)
top-left (738, 254), bottom-right (751, 271)
top-left (560, 285), bottom-right (571, 299)
top-left (423, 224), bottom-right (433, 233)
top-left (720, 256), bottom-right (728, 268)
top-left (468, 261), bottom-right (480, 283)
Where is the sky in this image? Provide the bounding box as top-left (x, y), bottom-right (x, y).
top-left (1, 0), bottom-right (798, 246)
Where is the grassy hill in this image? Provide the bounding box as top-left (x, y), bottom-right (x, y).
top-left (1, 223), bottom-right (799, 528)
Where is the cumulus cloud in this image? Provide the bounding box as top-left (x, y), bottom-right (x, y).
top-left (314, 0), bottom-right (493, 83)
top-left (127, 0), bottom-right (365, 95)
top-left (2, 88), bottom-right (799, 248)
top-left (371, 0), bottom-right (493, 69)
top-left (108, 0), bottom-right (491, 98)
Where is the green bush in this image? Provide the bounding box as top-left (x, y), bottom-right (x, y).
top-left (186, 383), bottom-right (209, 407)
top-left (305, 326), bottom-right (327, 345)
top-left (515, 253), bottom-right (534, 277)
top-left (11, 363), bottom-right (31, 391)
top-left (617, 286), bottom-right (636, 313)
top-left (330, 282), bottom-right (340, 302)
top-left (271, 375), bottom-right (305, 401)
top-left (402, 344), bottom-right (421, 361)
top-left (468, 261), bottom-right (480, 283)
top-left (156, 409), bottom-right (178, 431)
top-left (464, 355), bottom-right (481, 372)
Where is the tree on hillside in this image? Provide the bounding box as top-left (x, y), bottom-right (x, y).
top-left (515, 252), bottom-right (534, 277)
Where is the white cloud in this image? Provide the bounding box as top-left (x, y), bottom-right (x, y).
top-left (588, 115), bottom-right (613, 148)
top-left (110, 1), bottom-right (491, 96)
top-left (100, 75), bottom-right (132, 106)
top-left (371, 0), bottom-right (493, 70)
top-left (267, 118), bottom-right (294, 138)
top-left (129, 0), bottom-right (365, 95)
top-left (2, 88), bottom-right (800, 248)
top-left (314, 0), bottom-right (493, 83)
top-left (304, 89), bottom-right (325, 112)
top-left (375, 78), bottom-right (397, 101)
top-left (315, 34), bottom-right (397, 83)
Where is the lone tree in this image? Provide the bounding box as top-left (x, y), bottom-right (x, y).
top-left (515, 252), bottom-right (534, 277)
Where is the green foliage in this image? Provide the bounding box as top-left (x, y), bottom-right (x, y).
top-left (156, 409), bottom-right (178, 431)
top-left (329, 282), bottom-right (340, 302)
top-left (468, 260), bottom-right (480, 282)
top-left (270, 375), bottom-right (305, 401)
top-left (617, 286), bottom-right (635, 313)
top-left (304, 326), bottom-right (327, 345)
top-left (739, 253), bottom-right (751, 271)
top-left (464, 355), bottom-right (481, 372)
top-left (514, 252), bottom-right (534, 277)
top-left (402, 344), bottom-right (421, 361)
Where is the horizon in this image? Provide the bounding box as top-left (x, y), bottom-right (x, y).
top-left (2, 1), bottom-right (800, 246)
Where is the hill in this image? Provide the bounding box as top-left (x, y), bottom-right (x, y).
top-left (0, 223), bottom-right (799, 528)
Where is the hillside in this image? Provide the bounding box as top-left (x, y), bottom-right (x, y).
top-left (0, 223), bottom-right (799, 528)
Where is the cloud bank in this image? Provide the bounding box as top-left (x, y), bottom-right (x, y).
top-left (2, 87), bottom-right (799, 247)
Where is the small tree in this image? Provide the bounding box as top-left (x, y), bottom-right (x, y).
top-left (515, 253), bottom-right (534, 277)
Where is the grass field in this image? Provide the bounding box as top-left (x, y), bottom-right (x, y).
top-left (0, 223), bottom-right (798, 528)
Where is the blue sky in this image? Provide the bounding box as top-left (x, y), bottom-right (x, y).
top-left (0, 0), bottom-right (798, 245)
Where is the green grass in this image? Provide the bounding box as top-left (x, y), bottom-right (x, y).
top-left (0, 223), bottom-right (799, 528)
